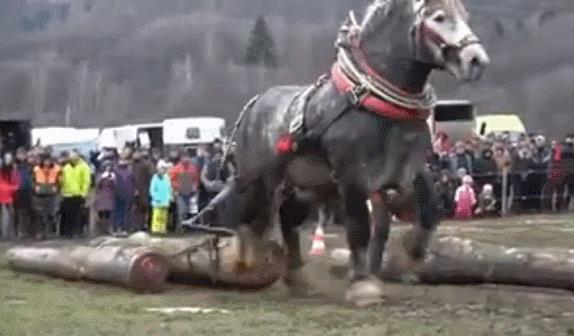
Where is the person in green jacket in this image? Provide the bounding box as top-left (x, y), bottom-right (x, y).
top-left (59, 151), bottom-right (91, 238)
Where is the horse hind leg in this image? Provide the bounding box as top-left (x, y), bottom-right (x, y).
top-left (279, 193), bottom-right (312, 296)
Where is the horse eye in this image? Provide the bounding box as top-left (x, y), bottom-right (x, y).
top-left (433, 13), bottom-right (446, 23)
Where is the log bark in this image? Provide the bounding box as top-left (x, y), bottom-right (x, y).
top-left (6, 232), bottom-right (286, 292)
top-left (331, 234), bottom-right (574, 291)
top-left (6, 239), bottom-right (170, 292)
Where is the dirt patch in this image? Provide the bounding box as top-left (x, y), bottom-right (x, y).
top-left (2, 214), bottom-right (574, 335)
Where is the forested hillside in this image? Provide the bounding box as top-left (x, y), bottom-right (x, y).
top-left (0, 0), bottom-right (573, 134)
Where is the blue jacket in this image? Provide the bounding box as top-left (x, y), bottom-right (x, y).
top-left (149, 173), bottom-right (172, 208)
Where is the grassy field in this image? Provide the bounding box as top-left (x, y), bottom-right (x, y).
top-left (2, 214), bottom-right (574, 335)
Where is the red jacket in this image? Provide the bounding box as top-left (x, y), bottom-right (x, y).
top-left (0, 169), bottom-right (20, 204)
top-left (169, 162), bottom-right (199, 196)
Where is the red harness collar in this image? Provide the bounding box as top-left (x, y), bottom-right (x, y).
top-left (331, 62), bottom-right (430, 120)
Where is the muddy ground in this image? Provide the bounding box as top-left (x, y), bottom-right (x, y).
top-left (2, 214), bottom-right (574, 336)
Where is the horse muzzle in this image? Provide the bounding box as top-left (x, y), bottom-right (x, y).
top-left (444, 43), bottom-right (490, 82)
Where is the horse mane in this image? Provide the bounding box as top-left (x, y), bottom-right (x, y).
top-left (361, 0), bottom-right (393, 37)
top-left (441, 0), bottom-right (469, 22)
top-left (360, 0), bottom-right (470, 37)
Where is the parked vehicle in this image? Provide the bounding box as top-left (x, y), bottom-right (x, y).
top-left (162, 117), bottom-right (226, 150)
top-left (0, 117), bottom-right (31, 154)
top-left (475, 114), bottom-right (526, 141)
top-left (32, 127), bottom-right (99, 158)
top-left (99, 123), bottom-right (163, 150)
top-left (433, 100), bottom-right (476, 142)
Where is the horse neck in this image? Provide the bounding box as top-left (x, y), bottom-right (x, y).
top-left (361, 49), bottom-right (433, 94)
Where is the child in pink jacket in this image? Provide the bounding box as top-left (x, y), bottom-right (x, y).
top-left (454, 175), bottom-right (476, 220)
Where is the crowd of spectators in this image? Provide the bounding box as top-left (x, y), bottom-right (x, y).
top-left (429, 131), bottom-right (574, 219)
top-left (0, 139), bottom-right (232, 240)
top-left (1, 129), bottom-right (573, 240)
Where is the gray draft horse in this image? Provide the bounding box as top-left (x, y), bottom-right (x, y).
top-left (221, 0), bottom-right (489, 306)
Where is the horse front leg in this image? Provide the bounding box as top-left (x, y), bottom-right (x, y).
top-left (400, 171), bottom-right (439, 280)
top-left (367, 192), bottom-right (391, 276)
top-left (341, 184), bottom-right (384, 307)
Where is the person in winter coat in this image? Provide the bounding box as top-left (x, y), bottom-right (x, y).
top-left (113, 159), bottom-right (136, 234)
top-left (32, 156), bottom-right (60, 239)
top-left (0, 154), bottom-right (19, 240)
top-left (14, 149), bottom-right (34, 238)
top-left (201, 151), bottom-right (234, 203)
top-left (150, 161), bottom-right (172, 234)
top-left (132, 152), bottom-right (153, 231)
top-left (434, 170), bottom-right (455, 218)
top-left (450, 141), bottom-right (473, 175)
top-left (170, 152), bottom-right (199, 232)
top-left (59, 151), bottom-right (92, 238)
top-left (454, 175), bottom-right (477, 220)
top-left (93, 161), bottom-right (116, 236)
top-left (473, 148), bottom-right (498, 176)
top-left (474, 184), bottom-right (497, 217)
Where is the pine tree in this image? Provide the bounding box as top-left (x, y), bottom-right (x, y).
top-left (244, 15), bottom-right (278, 68)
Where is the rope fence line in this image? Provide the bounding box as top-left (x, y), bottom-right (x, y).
top-left (440, 167), bottom-right (573, 217)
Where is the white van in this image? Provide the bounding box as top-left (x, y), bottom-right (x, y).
top-left (475, 114), bottom-right (526, 141)
top-left (99, 123), bottom-right (163, 150)
top-left (32, 127), bottom-right (100, 157)
top-left (162, 117), bottom-right (226, 148)
top-left (433, 100), bottom-right (476, 142)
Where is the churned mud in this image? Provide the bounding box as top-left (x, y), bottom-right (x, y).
top-left (2, 214), bottom-right (574, 336)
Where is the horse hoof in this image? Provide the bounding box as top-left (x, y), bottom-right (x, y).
top-left (345, 277), bottom-right (385, 307)
top-left (400, 272), bottom-right (421, 284)
top-left (284, 269), bottom-right (314, 297)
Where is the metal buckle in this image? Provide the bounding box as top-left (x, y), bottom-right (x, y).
top-left (289, 113), bottom-right (304, 133)
top-left (347, 84), bottom-right (367, 105)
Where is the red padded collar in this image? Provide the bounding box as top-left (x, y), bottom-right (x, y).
top-left (331, 63), bottom-right (430, 120)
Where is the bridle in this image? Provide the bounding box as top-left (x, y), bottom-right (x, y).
top-left (411, 1), bottom-right (481, 59)
top-left (334, 1), bottom-right (480, 113)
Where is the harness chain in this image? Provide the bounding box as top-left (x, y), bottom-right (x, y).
top-left (220, 94), bottom-right (260, 171)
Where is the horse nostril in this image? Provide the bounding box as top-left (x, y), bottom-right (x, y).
top-left (470, 56), bottom-right (481, 67)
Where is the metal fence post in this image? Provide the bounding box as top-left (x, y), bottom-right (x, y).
top-left (501, 168), bottom-right (509, 217)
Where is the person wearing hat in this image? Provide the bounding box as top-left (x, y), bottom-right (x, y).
top-left (149, 160), bottom-right (172, 234)
top-left (59, 151), bottom-right (92, 238)
top-left (454, 175), bottom-right (477, 220)
top-left (93, 161), bottom-right (116, 236)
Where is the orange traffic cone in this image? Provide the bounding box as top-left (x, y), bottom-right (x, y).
top-left (309, 224), bottom-right (326, 256)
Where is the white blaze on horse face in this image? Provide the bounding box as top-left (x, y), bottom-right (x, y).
top-left (422, 6), bottom-right (488, 81)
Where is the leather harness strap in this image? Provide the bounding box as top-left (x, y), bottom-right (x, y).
top-left (331, 62), bottom-right (431, 120)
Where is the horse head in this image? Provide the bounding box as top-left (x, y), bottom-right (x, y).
top-left (352, 0), bottom-right (488, 89)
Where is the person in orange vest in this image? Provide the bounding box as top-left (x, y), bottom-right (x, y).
top-left (32, 156), bottom-right (61, 239)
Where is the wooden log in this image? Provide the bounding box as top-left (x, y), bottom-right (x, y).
top-left (127, 232), bottom-right (287, 288)
top-left (330, 234), bottom-right (574, 291)
top-left (6, 232), bottom-right (286, 291)
top-left (6, 240), bottom-right (170, 292)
